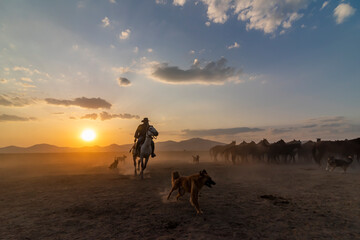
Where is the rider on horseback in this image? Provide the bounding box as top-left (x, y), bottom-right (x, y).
top-left (134, 117), bottom-right (156, 158)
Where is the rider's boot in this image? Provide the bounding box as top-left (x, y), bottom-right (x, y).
top-left (151, 148), bottom-right (156, 158)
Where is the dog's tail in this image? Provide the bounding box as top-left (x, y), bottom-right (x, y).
top-left (171, 171), bottom-right (180, 186)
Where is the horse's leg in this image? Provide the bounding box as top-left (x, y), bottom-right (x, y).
top-left (144, 156), bottom-right (149, 170)
top-left (133, 155), bottom-right (137, 176)
top-left (137, 152), bottom-right (140, 171)
top-left (140, 156), bottom-right (144, 179)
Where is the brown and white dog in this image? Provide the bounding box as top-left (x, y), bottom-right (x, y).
top-left (109, 155), bottom-right (126, 169)
top-left (326, 156), bottom-right (353, 173)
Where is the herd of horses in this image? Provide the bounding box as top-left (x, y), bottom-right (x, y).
top-left (209, 138), bottom-right (360, 166)
top-left (109, 131), bottom-right (360, 178)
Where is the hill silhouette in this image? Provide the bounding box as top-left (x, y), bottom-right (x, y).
top-left (0, 138), bottom-right (224, 153)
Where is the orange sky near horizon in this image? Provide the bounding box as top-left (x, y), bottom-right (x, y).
top-left (0, 119), bottom-right (138, 147)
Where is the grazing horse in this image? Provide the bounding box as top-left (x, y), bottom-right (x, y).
top-left (132, 125), bottom-right (158, 179)
top-left (209, 141), bottom-right (236, 161)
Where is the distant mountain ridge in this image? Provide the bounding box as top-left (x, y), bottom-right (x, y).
top-left (0, 138), bottom-right (224, 153)
top-left (157, 138), bottom-right (224, 151)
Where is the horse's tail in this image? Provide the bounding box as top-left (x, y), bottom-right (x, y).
top-left (171, 171), bottom-right (180, 186)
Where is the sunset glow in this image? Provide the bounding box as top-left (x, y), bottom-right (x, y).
top-left (81, 129), bottom-right (96, 142)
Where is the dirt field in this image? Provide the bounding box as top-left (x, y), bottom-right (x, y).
top-left (1, 152), bottom-right (360, 239)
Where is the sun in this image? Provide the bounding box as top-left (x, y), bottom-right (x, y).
top-left (81, 129), bottom-right (96, 142)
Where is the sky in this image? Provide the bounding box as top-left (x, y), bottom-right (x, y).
top-left (0, 0), bottom-right (360, 147)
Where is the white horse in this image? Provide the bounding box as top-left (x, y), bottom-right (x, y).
top-left (132, 125), bottom-right (158, 179)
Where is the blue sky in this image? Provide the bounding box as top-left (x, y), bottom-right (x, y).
top-left (0, 0), bottom-right (359, 146)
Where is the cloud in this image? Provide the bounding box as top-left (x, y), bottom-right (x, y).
top-left (0, 94), bottom-right (36, 107)
top-left (101, 17), bottom-right (110, 27)
top-left (112, 66), bottom-right (130, 74)
top-left (0, 114), bottom-right (36, 122)
top-left (147, 48), bottom-right (153, 53)
top-left (156, 0), bottom-right (167, 4)
top-left (77, 112), bottom-right (139, 121)
top-left (334, 3), bottom-right (356, 24)
top-left (16, 82), bottom-right (36, 88)
top-left (193, 58), bottom-right (200, 67)
top-left (263, 116), bottom-right (354, 140)
top-left (227, 41), bottom-right (240, 49)
top-left (117, 77), bottom-right (131, 87)
top-left (0, 78), bottom-right (8, 84)
top-left (20, 77), bottom-right (33, 82)
top-left (322, 116), bottom-right (345, 123)
top-left (321, 123), bottom-right (342, 128)
top-left (269, 127), bottom-right (296, 134)
top-left (309, 116), bottom-right (345, 123)
top-left (119, 29), bottom-right (131, 40)
top-left (320, 1), bottom-right (328, 10)
top-left (189, 50), bottom-right (195, 54)
top-left (199, 0), bottom-right (308, 34)
top-left (45, 97), bottom-right (112, 109)
top-left (282, 12), bottom-right (303, 29)
top-left (12, 66), bottom-right (33, 74)
top-left (173, 0), bottom-right (186, 6)
top-left (182, 127), bottom-right (264, 137)
top-left (205, 21), bottom-right (211, 27)
top-left (133, 46), bottom-right (139, 53)
top-left (99, 111), bottom-right (140, 121)
top-left (12, 66), bottom-right (50, 78)
top-left (151, 57), bottom-right (242, 85)
top-left (234, 0), bottom-right (308, 34)
top-left (81, 113), bottom-right (98, 120)
top-left (0, 96), bottom-right (17, 106)
top-left (201, 0), bottom-right (232, 24)
top-left (109, 0), bottom-right (116, 3)
top-left (301, 124), bottom-right (317, 129)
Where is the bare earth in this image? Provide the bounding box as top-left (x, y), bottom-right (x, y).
top-left (1, 152), bottom-right (360, 240)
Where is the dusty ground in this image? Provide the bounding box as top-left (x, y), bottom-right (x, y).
top-left (1, 152), bottom-right (360, 239)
